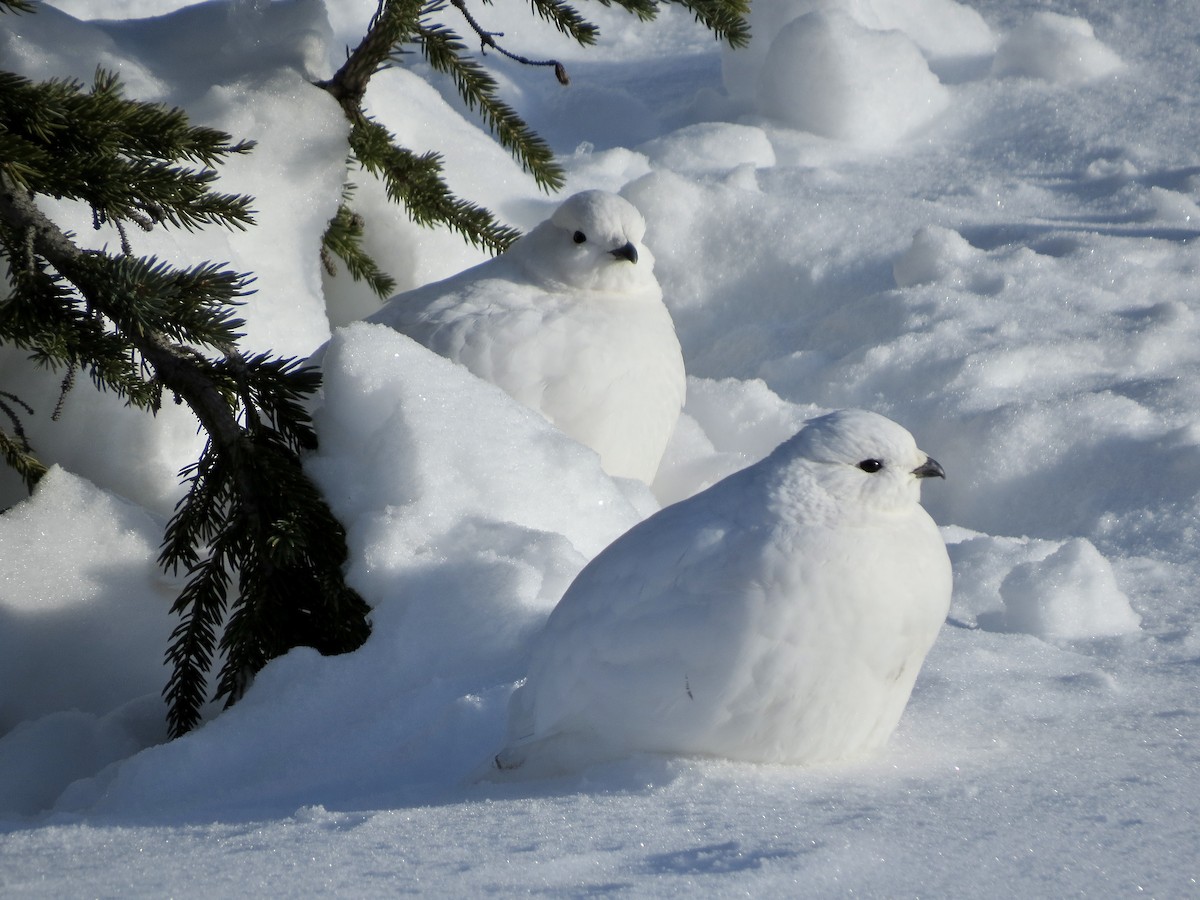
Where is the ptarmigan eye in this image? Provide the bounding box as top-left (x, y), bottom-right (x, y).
top-left (857, 459), bottom-right (884, 473)
top-left (573, 230), bottom-right (587, 244)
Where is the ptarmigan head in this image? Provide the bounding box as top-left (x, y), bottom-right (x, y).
top-left (517, 190), bottom-right (657, 293)
top-left (773, 409), bottom-right (945, 521)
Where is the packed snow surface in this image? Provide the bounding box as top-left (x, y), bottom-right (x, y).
top-left (2, 0), bottom-right (1200, 895)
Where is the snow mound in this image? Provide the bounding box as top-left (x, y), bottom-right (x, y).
top-left (49, 323), bottom-right (660, 819)
top-left (311, 323), bottom-right (648, 559)
top-left (993, 13), bottom-right (1124, 85)
top-left (637, 123), bottom-right (775, 174)
top-left (306, 324), bottom-right (651, 685)
top-left (0, 468), bottom-right (176, 733)
top-left (0, 700), bottom-right (163, 819)
top-left (999, 538), bottom-right (1141, 640)
top-left (0, 5), bottom-right (163, 94)
top-left (722, 0), bottom-right (994, 103)
top-left (0, 469), bottom-right (175, 818)
top-left (848, 0), bottom-right (995, 63)
top-left (756, 11), bottom-right (951, 147)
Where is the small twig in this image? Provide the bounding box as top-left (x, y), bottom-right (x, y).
top-left (128, 207), bottom-right (158, 232)
top-left (51, 364), bottom-right (75, 421)
top-left (114, 218), bottom-right (133, 256)
top-left (450, 0), bottom-right (570, 84)
top-left (320, 244), bottom-right (337, 278)
top-left (450, 0), bottom-right (500, 51)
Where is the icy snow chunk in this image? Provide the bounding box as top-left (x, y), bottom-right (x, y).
top-left (721, 1), bottom-right (806, 104)
top-left (562, 146), bottom-right (655, 196)
top-left (756, 11), bottom-right (950, 147)
top-left (993, 13), bottom-right (1124, 85)
top-left (1084, 155), bottom-right (1140, 182)
top-left (682, 377), bottom-right (815, 461)
top-left (637, 123), bottom-right (776, 174)
top-left (999, 539), bottom-right (1141, 640)
top-left (1147, 186), bottom-right (1200, 224)
top-left (893, 225), bottom-right (979, 286)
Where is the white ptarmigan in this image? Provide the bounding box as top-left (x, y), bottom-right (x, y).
top-left (365, 190), bottom-right (685, 485)
top-left (495, 409), bottom-right (952, 773)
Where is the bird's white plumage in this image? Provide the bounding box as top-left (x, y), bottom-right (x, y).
top-left (366, 191), bottom-right (685, 484)
top-left (496, 409), bottom-right (952, 773)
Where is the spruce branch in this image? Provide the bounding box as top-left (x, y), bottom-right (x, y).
top-left (1, 179), bottom-right (372, 738)
top-left (321, 200), bottom-right (398, 298)
top-left (0, 70), bottom-right (256, 232)
top-left (525, 0), bottom-right (600, 45)
top-left (0, 389), bottom-right (46, 490)
top-left (315, 0), bottom-right (423, 111)
top-left (669, 0), bottom-right (752, 48)
top-left (314, 0), bottom-right (535, 260)
top-left (51, 364), bottom-right (75, 421)
top-left (349, 116), bottom-right (521, 253)
top-left (0, 60), bottom-right (373, 738)
top-left (312, 0), bottom-right (749, 266)
top-left (416, 22), bottom-right (565, 189)
top-left (581, 0), bottom-right (750, 47)
top-left (0, 180), bottom-right (244, 458)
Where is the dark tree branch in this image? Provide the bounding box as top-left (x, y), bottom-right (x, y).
top-left (0, 174), bottom-right (252, 512)
top-left (315, 0), bottom-right (421, 118)
top-left (1, 171), bottom-right (371, 737)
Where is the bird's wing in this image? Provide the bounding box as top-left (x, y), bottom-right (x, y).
top-left (520, 474), bottom-right (777, 743)
top-left (369, 275), bottom-right (568, 405)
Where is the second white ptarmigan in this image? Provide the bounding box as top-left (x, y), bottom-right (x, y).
top-left (495, 409), bottom-right (952, 773)
top-left (366, 190), bottom-right (685, 485)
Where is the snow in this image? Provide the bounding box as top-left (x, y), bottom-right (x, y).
top-left (755, 10), bottom-right (951, 147)
top-left (992, 11), bottom-right (1125, 85)
top-left (2, 0), bottom-right (1199, 894)
top-left (997, 537), bottom-right (1141, 640)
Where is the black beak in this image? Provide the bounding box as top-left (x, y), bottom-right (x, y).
top-left (912, 457), bottom-right (945, 479)
top-left (610, 242), bottom-right (638, 264)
